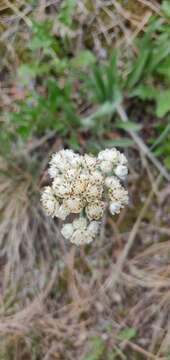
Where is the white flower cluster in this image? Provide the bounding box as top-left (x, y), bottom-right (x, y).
top-left (41, 148), bottom-right (128, 245)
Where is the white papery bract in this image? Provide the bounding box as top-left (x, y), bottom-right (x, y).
top-left (109, 202), bottom-right (122, 215)
top-left (61, 223), bottom-right (74, 239)
top-left (114, 164), bottom-right (128, 180)
top-left (88, 221), bottom-right (100, 236)
top-left (41, 148), bottom-right (129, 245)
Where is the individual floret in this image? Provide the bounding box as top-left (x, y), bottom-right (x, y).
top-left (52, 177), bottom-right (72, 198)
top-left (87, 221), bottom-right (100, 236)
top-left (86, 200), bottom-right (105, 220)
top-left (64, 197), bottom-right (84, 213)
top-left (70, 229), bottom-right (93, 245)
top-left (55, 204), bottom-right (70, 220)
top-left (98, 148), bottom-right (119, 163)
top-left (109, 202), bottom-right (122, 215)
top-left (109, 186), bottom-right (129, 206)
top-left (41, 186), bottom-right (59, 217)
top-left (99, 160), bottom-right (113, 174)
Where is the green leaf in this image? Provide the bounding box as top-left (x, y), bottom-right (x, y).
top-left (130, 84), bottom-right (157, 100)
top-left (68, 133), bottom-right (80, 150)
top-left (82, 337), bottom-right (105, 360)
top-left (58, 0), bottom-right (76, 27)
top-left (157, 60), bottom-right (170, 79)
top-left (102, 138), bottom-right (135, 148)
top-left (115, 121), bottom-right (142, 131)
top-left (29, 20), bottom-right (54, 50)
top-left (63, 103), bottom-right (80, 126)
top-left (106, 52), bottom-right (119, 101)
top-left (148, 38), bottom-right (170, 72)
top-left (150, 122), bottom-right (170, 150)
top-left (127, 47), bottom-right (150, 88)
top-left (16, 125), bottom-right (30, 139)
top-left (164, 155), bottom-right (170, 169)
top-left (82, 102), bottom-right (118, 129)
top-left (117, 327), bottom-right (137, 341)
top-left (93, 66), bottom-right (107, 103)
top-left (72, 50), bottom-right (96, 68)
top-left (156, 91), bottom-right (170, 117)
top-left (162, 1), bottom-right (170, 17)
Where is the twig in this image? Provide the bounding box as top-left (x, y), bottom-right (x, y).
top-left (5, 1), bottom-right (32, 28)
top-left (127, 340), bottom-right (166, 360)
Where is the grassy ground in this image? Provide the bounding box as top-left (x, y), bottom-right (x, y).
top-left (0, 0), bottom-right (170, 359)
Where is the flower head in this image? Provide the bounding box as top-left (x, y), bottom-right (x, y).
top-left (41, 148), bottom-right (129, 245)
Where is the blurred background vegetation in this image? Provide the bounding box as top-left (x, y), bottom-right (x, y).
top-left (0, 0), bottom-right (170, 359)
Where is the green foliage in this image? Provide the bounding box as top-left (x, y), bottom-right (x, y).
top-left (132, 85), bottom-right (170, 117)
top-left (130, 84), bottom-right (157, 101)
top-left (29, 20), bottom-right (54, 51)
top-left (115, 121), bottom-right (142, 131)
top-left (82, 336), bottom-right (105, 360)
top-left (1, 12), bottom-right (170, 171)
top-left (117, 327), bottom-right (137, 341)
top-left (82, 327), bottom-right (137, 360)
top-left (128, 18), bottom-right (170, 170)
top-left (127, 46), bottom-right (150, 88)
top-left (58, 0), bottom-right (76, 27)
top-left (1, 38), bottom-right (137, 157)
top-left (102, 138), bottom-right (135, 148)
top-left (9, 79), bottom-right (80, 140)
top-left (162, 1), bottom-right (170, 17)
top-left (155, 91), bottom-right (170, 117)
top-left (151, 121), bottom-right (170, 169)
top-left (127, 17), bottom-right (170, 84)
top-left (87, 53), bottom-right (122, 104)
top-left (72, 50), bottom-right (96, 68)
